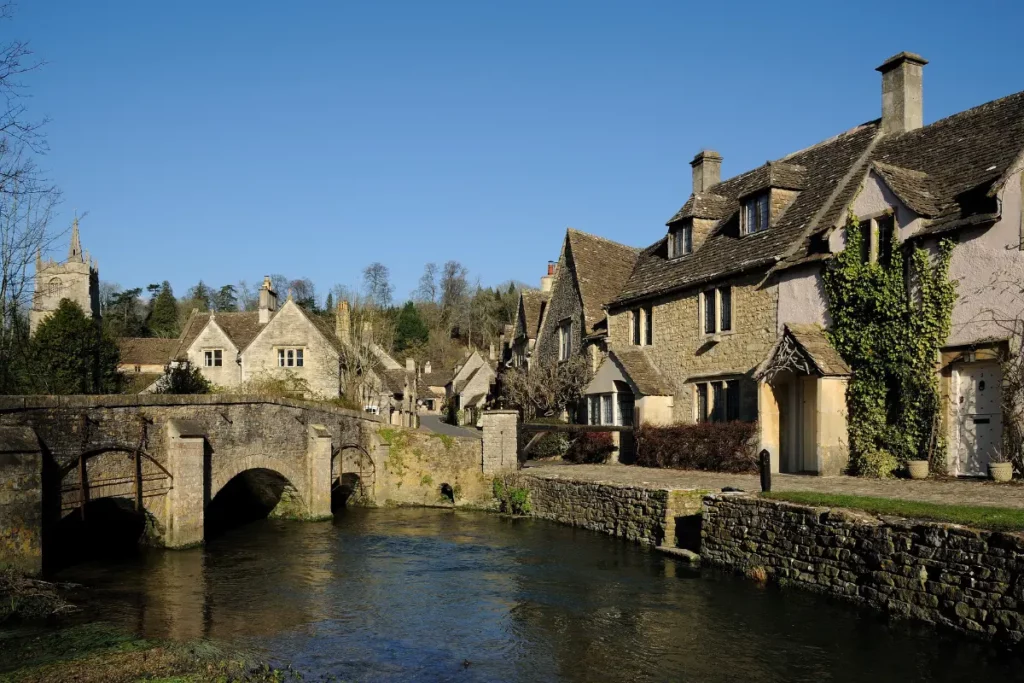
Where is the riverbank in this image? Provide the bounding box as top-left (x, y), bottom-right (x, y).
top-left (507, 468), bottom-right (1024, 648)
top-left (1, 622), bottom-right (299, 683)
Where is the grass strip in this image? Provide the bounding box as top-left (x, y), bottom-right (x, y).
top-left (761, 491), bottom-right (1024, 532)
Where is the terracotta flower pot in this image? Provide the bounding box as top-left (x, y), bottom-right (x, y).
top-left (989, 462), bottom-right (1013, 483)
top-left (907, 460), bottom-right (929, 480)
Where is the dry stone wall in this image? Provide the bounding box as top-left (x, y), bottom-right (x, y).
top-left (702, 494), bottom-right (1024, 645)
top-left (373, 427), bottom-right (492, 508)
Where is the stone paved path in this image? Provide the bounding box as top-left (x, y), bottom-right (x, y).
top-left (418, 414), bottom-right (482, 440)
top-left (521, 462), bottom-right (1024, 509)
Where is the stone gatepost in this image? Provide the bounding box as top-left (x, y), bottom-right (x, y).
top-left (165, 419), bottom-right (206, 548)
top-left (306, 424), bottom-right (333, 519)
top-left (0, 427), bottom-right (43, 575)
top-left (481, 410), bottom-right (519, 474)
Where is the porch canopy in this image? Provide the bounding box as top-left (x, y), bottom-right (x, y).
top-left (755, 324), bottom-right (851, 476)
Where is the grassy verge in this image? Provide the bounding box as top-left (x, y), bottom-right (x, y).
top-left (0, 623), bottom-right (300, 683)
top-left (761, 491), bottom-right (1024, 532)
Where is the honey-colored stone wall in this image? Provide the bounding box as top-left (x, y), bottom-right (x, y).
top-left (609, 270), bottom-right (778, 422)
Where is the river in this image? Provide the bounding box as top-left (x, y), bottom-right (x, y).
top-left (41, 508), bottom-right (1024, 682)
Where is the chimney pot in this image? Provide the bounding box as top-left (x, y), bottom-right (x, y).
top-left (877, 51), bottom-right (927, 135)
top-left (690, 150), bottom-right (722, 193)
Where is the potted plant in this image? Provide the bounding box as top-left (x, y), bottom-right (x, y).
top-left (989, 450), bottom-right (1013, 483)
top-left (907, 459), bottom-right (929, 480)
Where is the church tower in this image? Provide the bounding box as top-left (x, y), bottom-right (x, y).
top-left (30, 218), bottom-right (100, 334)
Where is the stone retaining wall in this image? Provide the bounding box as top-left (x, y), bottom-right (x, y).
top-left (702, 494), bottom-right (1024, 644)
top-left (509, 474), bottom-right (705, 547)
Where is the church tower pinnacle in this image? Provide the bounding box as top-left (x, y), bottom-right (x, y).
top-left (68, 216), bottom-right (83, 262)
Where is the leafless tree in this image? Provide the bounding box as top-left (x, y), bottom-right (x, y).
top-left (499, 356), bottom-right (590, 421)
top-left (415, 262), bottom-right (438, 303)
top-left (439, 259), bottom-right (468, 333)
top-left (0, 4), bottom-right (61, 389)
top-left (362, 261), bottom-right (393, 309)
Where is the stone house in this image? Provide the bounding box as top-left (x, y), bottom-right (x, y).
top-left (533, 229), bottom-right (639, 374)
top-left (30, 219), bottom-right (99, 334)
top-left (116, 337), bottom-right (179, 392)
top-left (446, 350), bottom-right (497, 426)
top-left (511, 266), bottom-right (553, 369)
top-left (587, 51), bottom-right (1024, 476)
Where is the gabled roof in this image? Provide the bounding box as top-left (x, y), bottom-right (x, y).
top-left (173, 311), bottom-right (268, 359)
top-left (756, 324), bottom-right (851, 380)
top-left (617, 121), bottom-right (880, 305)
top-left (869, 89), bottom-right (1024, 233)
top-left (611, 348), bottom-right (676, 396)
top-left (117, 337), bottom-right (178, 366)
top-left (565, 229), bottom-right (640, 331)
top-left (519, 290), bottom-right (549, 340)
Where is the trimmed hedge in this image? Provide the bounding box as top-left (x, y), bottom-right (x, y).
top-left (636, 421), bottom-right (758, 473)
top-left (564, 432), bottom-right (616, 464)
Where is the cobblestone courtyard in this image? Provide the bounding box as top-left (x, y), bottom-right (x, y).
top-left (522, 462), bottom-right (1024, 509)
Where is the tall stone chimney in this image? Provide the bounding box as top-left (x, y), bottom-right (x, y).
top-left (258, 275), bottom-right (277, 324)
top-left (335, 299), bottom-right (351, 345)
top-left (877, 52), bottom-right (927, 135)
top-left (424, 361), bottom-right (432, 375)
top-left (691, 150), bottom-right (722, 193)
top-left (489, 343), bottom-right (496, 361)
top-left (540, 262), bottom-right (556, 292)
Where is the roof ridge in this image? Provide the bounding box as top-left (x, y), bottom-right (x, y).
top-left (567, 227), bottom-right (642, 253)
top-left (885, 88), bottom-right (1024, 141)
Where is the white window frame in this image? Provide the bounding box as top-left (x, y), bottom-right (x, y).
top-left (204, 349), bottom-right (223, 367)
top-left (277, 347), bottom-right (305, 367)
top-left (700, 286), bottom-right (733, 336)
top-left (558, 320), bottom-right (572, 362)
top-left (742, 193), bottom-right (770, 235)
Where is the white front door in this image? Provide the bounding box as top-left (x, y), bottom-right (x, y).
top-left (954, 362), bottom-right (1002, 476)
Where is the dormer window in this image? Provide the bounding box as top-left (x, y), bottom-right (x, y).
top-left (742, 194), bottom-right (770, 235)
top-left (670, 224), bottom-right (692, 258)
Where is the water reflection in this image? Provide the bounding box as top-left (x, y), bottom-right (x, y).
top-left (54, 508), bottom-right (1024, 683)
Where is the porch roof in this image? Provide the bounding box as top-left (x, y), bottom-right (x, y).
top-left (756, 324), bottom-right (851, 380)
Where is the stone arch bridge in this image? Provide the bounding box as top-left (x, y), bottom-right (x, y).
top-left (0, 395), bottom-right (389, 573)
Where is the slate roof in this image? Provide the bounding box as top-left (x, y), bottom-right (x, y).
top-left (117, 337), bottom-right (178, 366)
top-left (785, 324), bottom-right (851, 376)
top-left (566, 229), bottom-right (640, 331)
top-left (520, 290), bottom-right (549, 339)
top-left (617, 121), bottom-right (880, 305)
top-left (611, 348), bottom-right (676, 396)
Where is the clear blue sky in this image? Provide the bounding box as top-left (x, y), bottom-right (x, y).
top-left (16, 0), bottom-right (1024, 302)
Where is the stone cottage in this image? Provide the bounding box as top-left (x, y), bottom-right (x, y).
top-left (587, 51), bottom-right (1024, 477)
top-left (446, 350), bottom-right (497, 426)
top-left (511, 266), bottom-right (553, 369)
top-left (533, 228), bottom-right (639, 373)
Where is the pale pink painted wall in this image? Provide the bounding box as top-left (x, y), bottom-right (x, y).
top-left (776, 265), bottom-right (830, 333)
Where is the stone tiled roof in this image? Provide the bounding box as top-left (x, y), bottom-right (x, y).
top-left (566, 229), bottom-right (640, 331)
top-left (617, 121), bottom-right (880, 305)
top-left (611, 348), bottom-right (676, 396)
top-left (173, 311), bottom-right (269, 358)
top-left (785, 323), bottom-right (851, 376)
top-left (121, 372), bottom-right (162, 394)
top-left (869, 89), bottom-right (1024, 233)
top-left (117, 337), bottom-right (178, 366)
top-left (520, 290), bottom-right (549, 339)
top-left (306, 313), bottom-right (345, 353)
top-left (869, 161), bottom-right (944, 216)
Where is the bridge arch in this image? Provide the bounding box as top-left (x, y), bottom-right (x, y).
top-left (210, 454), bottom-right (306, 503)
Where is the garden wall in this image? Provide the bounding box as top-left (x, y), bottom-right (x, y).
top-left (702, 494), bottom-right (1024, 644)
top-left (508, 473), bottom-right (705, 547)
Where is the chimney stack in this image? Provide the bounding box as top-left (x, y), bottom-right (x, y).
top-left (691, 150), bottom-right (722, 194)
top-left (424, 361), bottom-right (432, 375)
top-left (258, 275), bottom-right (277, 324)
top-left (489, 343), bottom-right (496, 361)
top-left (406, 357), bottom-right (415, 372)
top-left (540, 261), bottom-right (556, 292)
top-left (335, 299), bottom-right (351, 345)
top-left (877, 52), bottom-right (927, 135)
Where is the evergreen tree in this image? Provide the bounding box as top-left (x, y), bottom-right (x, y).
top-left (213, 284), bottom-right (239, 312)
top-left (28, 300), bottom-right (121, 394)
top-left (395, 301), bottom-right (429, 351)
top-left (148, 281), bottom-right (179, 337)
top-left (102, 287), bottom-right (147, 338)
top-left (324, 292), bottom-right (334, 314)
top-left (187, 280), bottom-right (212, 309)
top-left (154, 363), bottom-right (212, 394)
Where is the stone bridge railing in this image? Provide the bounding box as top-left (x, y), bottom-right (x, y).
top-left (0, 396), bottom-right (520, 574)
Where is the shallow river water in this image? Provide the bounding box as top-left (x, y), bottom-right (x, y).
top-left (48, 508), bottom-right (1024, 682)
